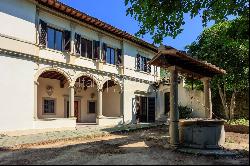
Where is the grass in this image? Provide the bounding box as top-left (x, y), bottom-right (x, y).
top-left (226, 118), bottom-right (249, 126)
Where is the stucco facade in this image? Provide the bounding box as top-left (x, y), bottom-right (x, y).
top-left (0, 0), bottom-right (206, 132)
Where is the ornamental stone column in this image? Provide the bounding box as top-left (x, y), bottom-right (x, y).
top-left (120, 88), bottom-right (124, 123)
top-left (34, 81), bottom-right (39, 120)
top-left (97, 88), bottom-right (103, 119)
top-left (69, 85), bottom-right (75, 117)
top-left (169, 66), bottom-right (179, 147)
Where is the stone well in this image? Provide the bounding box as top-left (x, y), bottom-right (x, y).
top-left (179, 119), bottom-right (225, 149)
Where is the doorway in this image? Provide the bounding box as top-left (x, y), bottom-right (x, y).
top-left (66, 100), bottom-right (81, 123)
top-left (135, 96), bottom-right (155, 123)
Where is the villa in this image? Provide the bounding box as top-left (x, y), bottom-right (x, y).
top-left (0, 0), bottom-right (207, 131)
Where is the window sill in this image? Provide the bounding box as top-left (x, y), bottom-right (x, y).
top-left (40, 47), bottom-right (64, 54)
top-left (78, 56), bottom-right (96, 62)
top-left (135, 69), bottom-right (152, 75)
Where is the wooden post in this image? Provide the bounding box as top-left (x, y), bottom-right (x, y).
top-left (169, 66), bottom-right (179, 146)
top-left (202, 77), bottom-right (212, 119)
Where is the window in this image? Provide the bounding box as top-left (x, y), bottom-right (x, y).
top-left (47, 27), bottom-right (63, 51)
top-left (88, 101), bottom-right (96, 113)
top-left (81, 38), bottom-right (93, 59)
top-left (136, 54), bottom-right (151, 73)
top-left (43, 98), bottom-right (55, 114)
top-left (106, 47), bottom-right (116, 65)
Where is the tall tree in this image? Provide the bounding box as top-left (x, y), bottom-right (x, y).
top-left (186, 16), bottom-right (249, 119)
top-left (125, 0), bottom-right (249, 44)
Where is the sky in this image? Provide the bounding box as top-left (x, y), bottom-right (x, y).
top-left (59, 0), bottom-right (215, 50)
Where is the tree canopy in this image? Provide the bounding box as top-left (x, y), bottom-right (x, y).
top-left (187, 16), bottom-right (249, 93)
top-left (186, 16), bottom-right (249, 119)
top-left (125, 0), bottom-right (249, 44)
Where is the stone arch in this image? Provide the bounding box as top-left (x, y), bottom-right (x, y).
top-left (34, 67), bottom-right (72, 83)
top-left (100, 76), bottom-right (123, 91)
top-left (71, 72), bottom-right (100, 89)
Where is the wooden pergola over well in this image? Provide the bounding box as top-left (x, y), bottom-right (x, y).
top-left (149, 45), bottom-right (226, 146)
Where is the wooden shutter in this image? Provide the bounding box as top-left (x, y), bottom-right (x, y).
top-left (147, 58), bottom-right (151, 73)
top-left (135, 96), bottom-right (141, 122)
top-left (136, 53), bottom-right (141, 70)
top-left (63, 30), bottom-right (71, 52)
top-left (148, 97), bottom-right (156, 122)
top-left (143, 57), bottom-right (147, 72)
top-left (75, 33), bottom-right (81, 54)
top-left (116, 49), bottom-right (122, 65)
top-left (39, 20), bottom-right (47, 46)
top-left (102, 43), bottom-right (107, 62)
top-left (93, 40), bottom-right (100, 59)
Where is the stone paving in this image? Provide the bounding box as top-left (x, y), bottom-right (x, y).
top-left (0, 123), bottom-right (161, 148)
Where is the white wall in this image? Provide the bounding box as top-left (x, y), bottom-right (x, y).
top-left (123, 79), bottom-right (156, 123)
top-left (157, 79), bottom-right (206, 120)
top-left (103, 85), bottom-right (121, 117)
top-left (0, 0), bottom-right (36, 43)
top-left (0, 54), bottom-right (35, 131)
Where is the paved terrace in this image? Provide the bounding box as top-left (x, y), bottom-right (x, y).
top-left (0, 123), bottom-right (164, 149)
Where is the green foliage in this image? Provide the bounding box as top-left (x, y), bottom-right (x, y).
top-left (125, 0), bottom-right (249, 44)
top-left (186, 16), bottom-right (249, 95)
top-left (160, 68), bottom-right (170, 78)
top-left (226, 118), bottom-right (249, 126)
top-left (184, 79), bottom-right (203, 91)
top-left (178, 105), bottom-right (193, 119)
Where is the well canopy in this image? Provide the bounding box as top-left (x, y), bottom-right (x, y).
top-left (149, 45), bottom-right (226, 79)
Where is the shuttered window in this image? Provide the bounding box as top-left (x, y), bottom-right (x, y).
top-left (136, 54), bottom-right (152, 73)
top-left (47, 27), bottom-right (63, 51)
top-left (93, 40), bottom-right (100, 59)
top-left (63, 30), bottom-right (71, 52)
top-left (39, 20), bottom-right (47, 46)
top-left (75, 33), bottom-right (81, 54)
top-left (106, 47), bottom-right (116, 65)
top-left (81, 38), bottom-right (93, 59)
top-left (102, 43), bottom-right (107, 62)
top-left (116, 49), bottom-right (122, 65)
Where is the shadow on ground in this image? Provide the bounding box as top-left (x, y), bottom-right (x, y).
top-left (0, 126), bottom-right (248, 165)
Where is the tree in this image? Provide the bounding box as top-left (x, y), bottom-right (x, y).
top-left (186, 16), bottom-right (249, 120)
top-left (125, 0), bottom-right (249, 44)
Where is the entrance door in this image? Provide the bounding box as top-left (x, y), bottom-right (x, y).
top-left (74, 101), bottom-right (80, 122)
top-left (164, 92), bottom-right (170, 115)
top-left (148, 97), bottom-right (155, 122)
top-left (140, 97), bottom-right (148, 122)
top-left (135, 96), bottom-right (155, 123)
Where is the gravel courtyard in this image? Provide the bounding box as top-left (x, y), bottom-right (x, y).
top-left (0, 126), bottom-right (248, 165)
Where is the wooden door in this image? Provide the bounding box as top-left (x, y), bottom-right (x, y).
top-left (74, 101), bottom-right (80, 122)
top-left (140, 97), bottom-right (148, 122)
top-left (148, 97), bottom-right (156, 122)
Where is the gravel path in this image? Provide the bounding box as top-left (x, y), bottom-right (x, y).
top-left (0, 126), bottom-right (248, 165)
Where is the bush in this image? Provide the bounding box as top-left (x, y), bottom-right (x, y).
top-left (178, 105), bottom-right (193, 119)
top-left (226, 118), bottom-right (249, 126)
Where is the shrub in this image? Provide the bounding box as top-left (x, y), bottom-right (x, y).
top-left (226, 118), bottom-right (249, 126)
top-left (178, 105), bottom-right (193, 119)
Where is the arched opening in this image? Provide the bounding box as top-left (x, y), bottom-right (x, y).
top-left (73, 75), bottom-right (98, 123)
top-left (36, 70), bottom-right (70, 119)
top-left (102, 80), bottom-right (122, 117)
